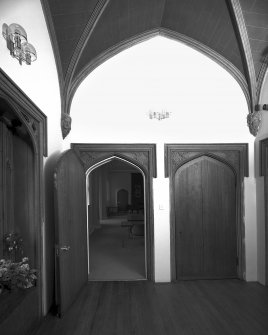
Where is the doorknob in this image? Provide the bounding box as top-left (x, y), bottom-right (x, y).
top-left (55, 245), bottom-right (71, 256)
top-left (60, 245), bottom-right (71, 251)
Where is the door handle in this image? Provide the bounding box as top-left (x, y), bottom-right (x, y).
top-left (55, 245), bottom-right (71, 256)
top-left (60, 245), bottom-right (71, 251)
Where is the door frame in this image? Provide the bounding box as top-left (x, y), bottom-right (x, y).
top-left (165, 143), bottom-right (248, 281)
top-left (71, 143), bottom-right (157, 281)
top-left (0, 70), bottom-right (47, 328)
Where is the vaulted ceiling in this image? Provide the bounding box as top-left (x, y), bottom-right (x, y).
top-left (41, 0), bottom-right (268, 138)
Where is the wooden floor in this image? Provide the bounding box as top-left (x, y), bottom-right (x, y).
top-left (88, 224), bottom-right (145, 280)
top-left (35, 280), bottom-right (268, 335)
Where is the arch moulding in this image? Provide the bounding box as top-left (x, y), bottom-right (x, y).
top-left (71, 143), bottom-right (156, 281)
top-left (62, 28), bottom-right (252, 139)
top-left (164, 143), bottom-right (249, 282)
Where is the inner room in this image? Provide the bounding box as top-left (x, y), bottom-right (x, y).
top-left (87, 157), bottom-right (146, 281)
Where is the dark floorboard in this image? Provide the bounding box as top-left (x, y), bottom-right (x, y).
top-left (35, 280), bottom-right (268, 335)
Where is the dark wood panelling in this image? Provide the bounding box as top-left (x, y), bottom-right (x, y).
top-left (35, 280), bottom-right (268, 335)
top-left (165, 143), bottom-right (248, 281)
top-left (0, 70), bottom-right (47, 334)
top-left (13, 133), bottom-right (35, 267)
top-left (71, 143), bottom-right (156, 281)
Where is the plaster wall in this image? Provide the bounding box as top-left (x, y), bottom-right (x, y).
top-left (65, 37), bottom-right (257, 282)
top-left (0, 0), bottom-right (62, 312)
top-left (0, 0), bottom-right (62, 154)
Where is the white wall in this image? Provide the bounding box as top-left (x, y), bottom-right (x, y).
top-left (65, 37), bottom-right (257, 282)
top-left (0, 0), bottom-right (62, 312)
top-left (0, 0), bottom-right (62, 154)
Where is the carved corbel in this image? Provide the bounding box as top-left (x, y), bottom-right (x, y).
top-left (61, 113), bottom-right (72, 139)
top-left (247, 111), bottom-right (261, 136)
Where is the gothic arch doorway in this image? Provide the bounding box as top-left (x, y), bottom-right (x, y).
top-left (165, 143), bottom-right (248, 281)
top-left (86, 156), bottom-right (147, 280)
top-left (54, 144), bottom-right (156, 314)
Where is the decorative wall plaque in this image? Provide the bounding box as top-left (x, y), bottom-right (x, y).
top-left (247, 111), bottom-right (261, 136)
top-left (61, 113), bottom-right (72, 139)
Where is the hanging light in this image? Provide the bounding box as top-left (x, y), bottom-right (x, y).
top-left (149, 110), bottom-right (171, 121)
top-left (2, 23), bottom-right (37, 65)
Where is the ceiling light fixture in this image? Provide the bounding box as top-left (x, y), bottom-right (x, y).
top-left (2, 23), bottom-right (37, 65)
top-left (149, 110), bottom-right (171, 121)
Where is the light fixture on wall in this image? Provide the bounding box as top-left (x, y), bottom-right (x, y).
top-left (2, 23), bottom-right (37, 65)
top-left (149, 110), bottom-right (171, 121)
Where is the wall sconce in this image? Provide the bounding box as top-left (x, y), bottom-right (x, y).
top-left (2, 23), bottom-right (37, 65)
top-left (149, 110), bottom-right (171, 121)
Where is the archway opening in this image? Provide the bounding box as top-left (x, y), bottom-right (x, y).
top-left (68, 36), bottom-right (255, 283)
top-left (86, 157), bottom-right (146, 281)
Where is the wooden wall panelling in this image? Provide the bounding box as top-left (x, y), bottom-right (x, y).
top-left (165, 143), bottom-right (248, 281)
top-left (71, 143), bottom-right (157, 281)
top-left (0, 69), bottom-right (47, 335)
top-left (13, 133), bottom-right (35, 265)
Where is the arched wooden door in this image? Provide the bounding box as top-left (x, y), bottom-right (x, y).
top-left (54, 149), bottom-right (88, 316)
top-left (175, 156), bottom-right (237, 279)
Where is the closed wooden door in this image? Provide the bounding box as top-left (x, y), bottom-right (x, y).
top-left (175, 156), bottom-right (237, 279)
top-left (54, 149), bottom-right (88, 316)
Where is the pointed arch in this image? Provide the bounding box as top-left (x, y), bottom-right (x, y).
top-left (63, 28), bottom-right (251, 138)
top-left (71, 143), bottom-right (156, 280)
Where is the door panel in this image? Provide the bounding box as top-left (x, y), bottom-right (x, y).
top-left (175, 156), bottom-right (237, 279)
top-left (175, 159), bottom-right (203, 278)
top-left (202, 157), bottom-right (237, 278)
top-left (54, 149), bottom-right (88, 316)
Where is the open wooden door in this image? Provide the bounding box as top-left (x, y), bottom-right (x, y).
top-left (54, 149), bottom-right (88, 316)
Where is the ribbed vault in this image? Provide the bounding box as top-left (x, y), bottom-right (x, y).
top-left (41, 0), bottom-right (268, 138)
